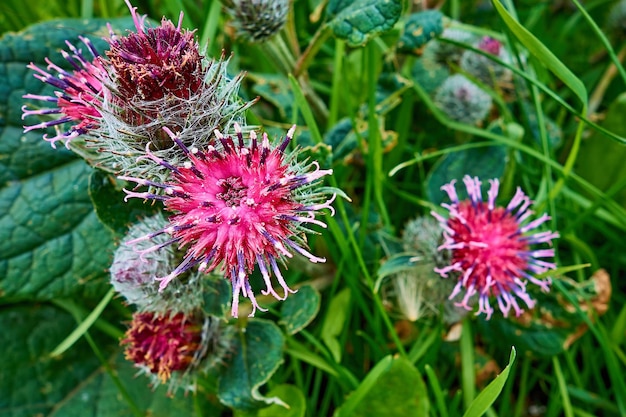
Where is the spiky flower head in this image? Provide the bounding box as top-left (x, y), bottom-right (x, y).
top-left (22, 36), bottom-right (106, 147)
top-left (460, 36), bottom-right (512, 88)
top-left (110, 214), bottom-right (203, 313)
top-left (22, 0), bottom-right (252, 182)
top-left (121, 124), bottom-right (336, 317)
top-left (422, 27), bottom-right (477, 68)
top-left (432, 176), bottom-right (559, 319)
top-left (106, 4), bottom-right (203, 103)
top-left (402, 216), bottom-right (446, 263)
top-left (434, 74), bottom-right (492, 125)
top-left (224, 0), bottom-right (290, 43)
top-left (122, 311), bottom-right (233, 393)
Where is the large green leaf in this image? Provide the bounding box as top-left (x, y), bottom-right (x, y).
top-left (218, 319), bottom-right (286, 411)
top-left (0, 18), bottom-right (135, 300)
top-left (0, 304), bottom-right (107, 417)
top-left (48, 353), bottom-right (218, 417)
top-left (334, 356), bottom-right (429, 417)
top-left (326, 0), bottom-right (403, 47)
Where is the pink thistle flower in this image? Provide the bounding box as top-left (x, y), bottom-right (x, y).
top-left (21, 37), bottom-right (106, 148)
top-left (120, 124), bottom-right (336, 317)
top-left (122, 311), bottom-right (206, 383)
top-left (432, 175), bottom-right (559, 319)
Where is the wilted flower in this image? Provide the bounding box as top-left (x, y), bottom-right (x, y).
top-left (22, 37), bottom-right (106, 148)
top-left (121, 124), bottom-right (336, 317)
top-left (432, 175), bottom-right (559, 319)
top-left (434, 74), bottom-right (492, 125)
top-left (122, 311), bottom-right (232, 393)
top-left (224, 0), bottom-right (290, 43)
top-left (110, 214), bottom-right (204, 313)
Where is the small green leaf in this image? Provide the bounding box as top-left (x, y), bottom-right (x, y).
top-left (279, 285), bottom-right (321, 335)
top-left (321, 288), bottom-right (351, 363)
top-left (463, 347), bottom-right (516, 417)
top-left (218, 319), bottom-right (286, 411)
top-left (426, 146), bottom-right (508, 205)
top-left (258, 384), bottom-right (306, 417)
top-left (335, 356), bottom-right (429, 417)
top-left (326, 0), bottom-right (403, 47)
top-left (398, 10), bottom-right (444, 53)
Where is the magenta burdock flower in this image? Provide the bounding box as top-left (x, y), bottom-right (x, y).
top-left (22, 0), bottom-right (252, 180)
top-left (122, 311), bottom-right (232, 393)
top-left (106, 3), bottom-right (203, 103)
top-left (22, 37), bottom-right (106, 148)
top-left (123, 311), bottom-right (205, 383)
top-left (432, 175), bottom-right (559, 319)
top-left (121, 124), bottom-right (336, 317)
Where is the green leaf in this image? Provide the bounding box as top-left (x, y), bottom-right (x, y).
top-left (250, 73), bottom-right (297, 121)
top-left (463, 347), bottom-right (516, 417)
top-left (491, 0), bottom-right (587, 105)
top-left (0, 17), bottom-right (137, 301)
top-left (203, 276), bottom-right (233, 318)
top-left (48, 353), bottom-right (218, 417)
top-left (258, 384), bottom-right (306, 417)
top-left (326, 0), bottom-right (403, 47)
top-left (279, 285), bottom-right (321, 335)
top-left (89, 170), bottom-right (159, 236)
top-left (334, 356), bottom-right (429, 417)
top-left (321, 287), bottom-right (351, 363)
top-left (218, 319), bottom-right (286, 411)
top-left (0, 304), bottom-right (108, 417)
top-left (426, 145), bottom-right (508, 205)
top-left (397, 10), bottom-right (444, 53)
